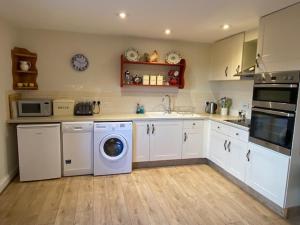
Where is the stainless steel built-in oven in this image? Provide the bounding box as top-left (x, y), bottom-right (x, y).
top-left (250, 71), bottom-right (300, 155)
top-left (250, 108), bottom-right (295, 155)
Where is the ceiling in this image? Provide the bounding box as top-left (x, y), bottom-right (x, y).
top-left (0, 0), bottom-right (298, 43)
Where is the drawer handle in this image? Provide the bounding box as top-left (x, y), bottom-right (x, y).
top-left (217, 126), bottom-right (220, 129)
top-left (152, 124), bottom-right (155, 134)
top-left (147, 124), bottom-right (150, 135)
top-left (246, 150), bottom-right (251, 162)
top-left (184, 132), bottom-right (188, 142)
top-left (193, 123), bottom-right (196, 126)
top-left (235, 133), bottom-right (239, 136)
top-left (224, 140), bottom-right (227, 151)
top-left (227, 141), bottom-right (231, 152)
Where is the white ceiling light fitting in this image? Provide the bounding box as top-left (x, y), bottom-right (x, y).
top-left (118, 12), bottom-right (127, 19)
top-left (165, 29), bottom-right (171, 35)
top-left (221, 24), bottom-right (230, 30)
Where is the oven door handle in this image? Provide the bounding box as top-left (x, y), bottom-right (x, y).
top-left (254, 84), bottom-right (298, 88)
top-left (252, 108), bottom-right (295, 117)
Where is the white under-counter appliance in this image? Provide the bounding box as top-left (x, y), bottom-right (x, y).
top-left (94, 122), bottom-right (132, 175)
top-left (17, 99), bottom-right (52, 117)
top-left (62, 122), bottom-right (93, 176)
top-left (17, 124), bottom-right (61, 181)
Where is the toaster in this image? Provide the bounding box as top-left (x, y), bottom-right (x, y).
top-left (74, 102), bottom-right (93, 116)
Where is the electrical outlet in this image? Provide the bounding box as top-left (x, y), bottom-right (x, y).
top-left (241, 103), bottom-right (250, 110)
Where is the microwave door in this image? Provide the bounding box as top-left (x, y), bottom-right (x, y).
top-left (19, 103), bottom-right (41, 116)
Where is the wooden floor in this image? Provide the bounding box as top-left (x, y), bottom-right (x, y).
top-left (0, 165), bottom-right (300, 225)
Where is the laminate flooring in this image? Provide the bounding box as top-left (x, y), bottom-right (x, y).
top-left (0, 165), bottom-right (300, 225)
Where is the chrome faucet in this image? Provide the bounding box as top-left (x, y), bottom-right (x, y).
top-left (164, 95), bottom-right (172, 114)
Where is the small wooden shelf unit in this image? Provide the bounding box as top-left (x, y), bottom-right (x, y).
top-left (120, 55), bottom-right (186, 89)
top-left (11, 47), bottom-right (38, 90)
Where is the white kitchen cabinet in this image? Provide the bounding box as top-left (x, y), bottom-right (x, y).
top-left (182, 120), bottom-right (204, 159)
top-left (209, 129), bottom-right (228, 168)
top-left (133, 121), bottom-right (150, 162)
top-left (210, 33), bottom-right (245, 80)
top-left (209, 121), bottom-right (248, 182)
top-left (256, 3), bottom-right (300, 72)
top-left (134, 120), bottom-right (183, 162)
top-left (150, 121), bottom-right (183, 161)
top-left (246, 143), bottom-right (290, 207)
top-left (134, 120), bottom-right (206, 162)
top-left (227, 138), bottom-right (248, 182)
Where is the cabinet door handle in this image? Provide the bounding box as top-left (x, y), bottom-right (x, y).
top-left (147, 124), bottom-right (150, 135)
top-left (227, 141), bottom-right (231, 152)
top-left (256, 54), bottom-right (261, 68)
top-left (224, 140), bottom-right (227, 151)
top-left (152, 124), bottom-right (155, 134)
top-left (236, 65), bottom-right (240, 74)
top-left (246, 150), bottom-right (251, 162)
top-left (225, 66), bottom-right (228, 77)
top-left (184, 132), bottom-right (188, 142)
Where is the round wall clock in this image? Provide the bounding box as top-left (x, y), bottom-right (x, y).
top-left (71, 54), bottom-right (89, 71)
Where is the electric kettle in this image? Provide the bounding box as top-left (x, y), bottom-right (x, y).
top-left (205, 102), bottom-right (217, 114)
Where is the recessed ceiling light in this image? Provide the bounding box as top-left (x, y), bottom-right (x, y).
top-left (165, 29), bottom-right (171, 35)
top-left (118, 12), bottom-right (127, 19)
top-left (221, 24), bottom-right (230, 30)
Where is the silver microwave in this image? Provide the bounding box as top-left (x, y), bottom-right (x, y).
top-left (18, 100), bottom-right (52, 117)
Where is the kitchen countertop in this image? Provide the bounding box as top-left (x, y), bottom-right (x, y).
top-left (7, 113), bottom-right (250, 131)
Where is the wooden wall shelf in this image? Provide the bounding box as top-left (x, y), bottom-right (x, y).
top-left (15, 70), bottom-right (38, 74)
top-left (11, 47), bottom-right (38, 90)
top-left (120, 55), bottom-right (186, 89)
top-left (122, 84), bottom-right (179, 88)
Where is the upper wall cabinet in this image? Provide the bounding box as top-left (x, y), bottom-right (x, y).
top-left (210, 33), bottom-right (245, 81)
top-left (256, 3), bottom-right (300, 72)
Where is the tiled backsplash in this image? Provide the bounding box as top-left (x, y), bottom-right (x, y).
top-left (210, 80), bottom-right (253, 118)
top-left (19, 90), bottom-right (215, 114)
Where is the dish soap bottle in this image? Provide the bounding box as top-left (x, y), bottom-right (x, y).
top-left (136, 103), bottom-right (141, 114)
top-left (140, 105), bottom-right (145, 114)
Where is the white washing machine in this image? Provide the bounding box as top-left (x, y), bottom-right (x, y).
top-left (94, 122), bottom-right (132, 175)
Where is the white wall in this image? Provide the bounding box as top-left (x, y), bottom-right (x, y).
top-left (0, 18), bottom-right (18, 192)
top-left (16, 29), bottom-right (214, 113)
top-left (210, 80), bottom-right (253, 118)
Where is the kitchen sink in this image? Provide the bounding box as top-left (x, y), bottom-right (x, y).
top-left (146, 112), bottom-right (202, 118)
top-left (146, 112), bottom-right (181, 118)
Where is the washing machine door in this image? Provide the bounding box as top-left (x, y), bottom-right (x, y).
top-left (99, 134), bottom-right (128, 161)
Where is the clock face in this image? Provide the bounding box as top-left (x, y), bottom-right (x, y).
top-left (71, 54), bottom-right (89, 71)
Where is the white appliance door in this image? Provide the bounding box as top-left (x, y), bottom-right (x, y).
top-left (17, 124), bottom-right (61, 181)
top-left (99, 134), bottom-right (128, 161)
top-left (62, 122), bottom-right (93, 176)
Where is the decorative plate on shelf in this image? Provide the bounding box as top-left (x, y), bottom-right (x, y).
top-left (124, 48), bottom-right (139, 62)
top-left (165, 51), bottom-right (182, 64)
top-left (71, 54), bottom-right (89, 71)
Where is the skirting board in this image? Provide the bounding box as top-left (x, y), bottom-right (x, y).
top-left (133, 158), bottom-right (208, 169)
top-left (0, 167), bottom-right (18, 194)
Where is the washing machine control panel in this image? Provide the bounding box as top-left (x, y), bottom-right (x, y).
top-left (94, 122), bottom-right (132, 131)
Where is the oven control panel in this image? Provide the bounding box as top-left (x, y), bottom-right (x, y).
top-left (254, 71), bottom-right (300, 83)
